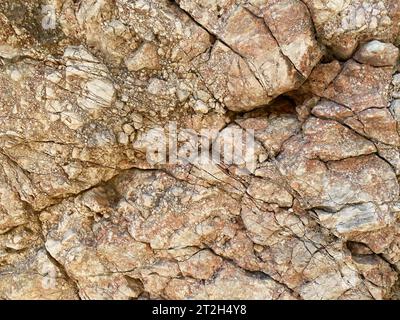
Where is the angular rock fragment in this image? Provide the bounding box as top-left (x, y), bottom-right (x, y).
top-left (303, 0), bottom-right (400, 59)
top-left (199, 41), bottom-right (272, 111)
top-left (316, 203), bottom-right (394, 236)
top-left (278, 144), bottom-right (399, 211)
top-left (312, 99), bottom-right (354, 121)
top-left (247, 177), bottom-right (293, 207)
top-left (357, 108), bottom-right (400, 146)
top-left (182, 1), bottom-right (323, 111)
top-left (1, 0), bottom-right (400, 301)
top-left (300, 61), bottom-right (343, 97)
top-left (178, 250), bottom-right (223, 280)
top-left (125, 42), bottom-right (161, 72)
top-left (236, 106), bottom-right (301, 156)
top-left (301, 117), bottom-right (377, 161)
top-left (354, 40), bottom-right (399, 67)
top-left (260, 0), bottom-right (323, 77)
top-left (218, 6), bottom-right (301, 97)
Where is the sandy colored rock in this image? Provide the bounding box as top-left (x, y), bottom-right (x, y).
top-left (1, 0), bottom-right (400, 301)
top-left (303, 0), bottom-right (400, 59)
top-left (199, 41), bottom-right (273, 112)
top-left (125, 42), bottom-right (161, 72)
top-left (323, 60), bottom-right (392, 113)
top-left (260, 0), bottom-right (323, 77)
top-left (354, 40), bottom-right (399, 67)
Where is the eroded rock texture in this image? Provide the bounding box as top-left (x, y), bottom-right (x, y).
top-left (1, 0), bottom-right (400, 300)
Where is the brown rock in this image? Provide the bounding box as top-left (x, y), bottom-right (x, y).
top-left (323, 60), bottom-right (393, 113)
top-left (312, 99), bottom-right (354, 121)
top-left (179, 250), bottom-right (223, 280)
top-left (354, 40), bottom-right (400, 67)
top-left (301, 117), bottom-right (377, 161)
top-left (247, 177), bottom-right (293, 207)
top-left (1, 0), bottom-right (400, 301)
top-left (199, 41), bottom-right (272, 111)
top-left (358, 108), bottom-right (400, 146)
top-left (125, 42), bottom-right (161, 72)
top-left (301, 61), bottom-right (343, 96)
top-left (303, 0), bottom-right (400, 59)
top-left (261, 0), bottom-right (323, 77)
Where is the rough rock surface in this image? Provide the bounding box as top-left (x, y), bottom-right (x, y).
top-left (0, 0), bottom-right (400, 300)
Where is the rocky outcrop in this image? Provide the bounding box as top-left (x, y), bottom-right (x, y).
top-left (0, 0), bottom-right (400, 300)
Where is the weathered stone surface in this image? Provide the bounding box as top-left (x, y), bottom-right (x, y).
top-left (125, 42), bottom-right (161, 72)
top-left (278, 147), bottom-right (399, 211)
top-left (180, 1), bottom-right (322, 111)
top-left (1, 0), bottom-right (400, 301)
top-left (198, 41), bottom-right (273, 112)
top-left (303, 0), bottom-right (400, 59)
top-left (300, 61), bottom-right (343, 97)
top-left (260, 0), bottom-right (323, 77)
top-left (218, 7), bottom-right (301, 98)
top-left (0, 247), bottom-right (78, 300)
top-left (236, 102), bottom-right (301, 156)
top-left (301, 117), bottom-right (377, 161)
top-left (312, 99), bottom-right (355, 121)
top-left (247, 177), bottom-right (294, 207)
top-left (323, 60), bottom-right (392, 113)
top-left (316, 203), bottom-right (394, 236)
top-left (354, 40), bottom-right (399, 67)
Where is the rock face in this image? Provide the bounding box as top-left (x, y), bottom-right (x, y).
top-left (0, 0), bottom-right (400, 300)
top-left (354, 40), bottom-right (399, 66)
